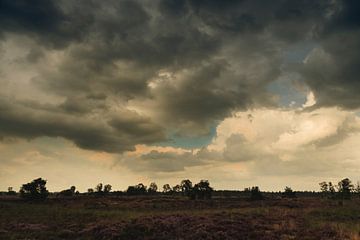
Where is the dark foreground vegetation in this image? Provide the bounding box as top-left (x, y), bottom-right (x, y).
top-left (1, 177), bottom-right (360, 239)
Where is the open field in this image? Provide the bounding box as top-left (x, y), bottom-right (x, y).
top-left (1, 196), bottom-right (360, 240)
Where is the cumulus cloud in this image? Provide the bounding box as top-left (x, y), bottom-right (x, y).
top-left (207, 108), bottom-right (360, 177)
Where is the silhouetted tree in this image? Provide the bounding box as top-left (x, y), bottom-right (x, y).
top-left (87, 188), bottom-right (94, 194)
top-left (148, 182), bottom-right (158, 194)
top-left (328, 182), bottom-right (336, 197)
top-left (95, 183), bottom-right (103, 193)
top-left (337, 178), bottom-right (353, 200)
top-left (249, 186), bottom-right (263, 201)
top-left (282, 186), bottom-right (296, 198)
top-left (319, 182), bottom-right (328, 193)
top-left (136, 183), bottom-right (147, 193)
top-left (126, 186), bottom-right (137, 195)
top-left (172, 184), bottom-right (181, 193)
top-left (180, 179), bottom-right (193, 197)
top-left (163, 184), bottom-right (172, 194)
top-left (127, 183), bottom-right (147, 195)
top-left (59, 186), bottom-right (76, 197)
top-left (319, 181), bottom-right (329, 198)
top-left (20, 178), bottom-right (48, 201)
top-left (355, 182), bottom-right (360, 197)
top-left (7, 187), bottom-right (16, 196)
top-left (191, 180), bottom-right (213, 200)
top-left (104, 184), bottom-right (112, 194)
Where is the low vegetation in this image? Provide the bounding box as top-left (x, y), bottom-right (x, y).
top-left (0, 177), bottom-right (359, 239)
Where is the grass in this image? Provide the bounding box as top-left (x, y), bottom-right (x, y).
top-left (0, 196), bottom-right (359, 239)
top-left (305, 200), bottom-right (360, 238)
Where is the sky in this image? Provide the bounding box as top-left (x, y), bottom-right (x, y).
top-left (1, 0), bottom-right (360, 192)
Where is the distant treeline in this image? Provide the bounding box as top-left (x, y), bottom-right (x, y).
top-left (1, 177), bottom-right (359, 202)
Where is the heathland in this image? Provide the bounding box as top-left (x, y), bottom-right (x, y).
top-left (1, 178), bottom-right (360, 239)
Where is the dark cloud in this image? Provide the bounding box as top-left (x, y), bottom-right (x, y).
top-left (301, 34), bottom-right (360, 109)
top-left (300, 0), bottom-right (360, 109)
top-left (0, 0), bottom-right (359, 154)
top-left (0, 0), bottom-right (64, 34)
top-left (0, 98), bottom-right (166, 153)
top-left (158, 0), bottom-right (189, 17)
top-left (108, 113), bottom-right (165, 144)
top-left (0, 0), bottom-right (82, 48)
top-left (58, 96), bottom-right (106, 114)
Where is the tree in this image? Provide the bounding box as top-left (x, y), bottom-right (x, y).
top-left (172, 184), bottom-right (181, 193)
top-left (191, 180), bottom-right (213, 200)
top-left (126, 186), bottom-right (137, 195)
top-left (282, 186), bottom-right (296, 198)
top-left (355, 182), bottom-right (360, 197)
top-left (319, 182), bottom-right (328, 193)
top-left (95, 183), bottom-right (103, 193)
top-left (337, 178), bottom-right (353, 200)
top-left (249, 186), bottom-right (263, 201)
top-left (163, 184), bottom-right (172, 193)
top-left (104, 184), bottom-right (112, 194)
top-left (127, 183), bottom-right (147, 195)
top-left (7, 187), bottom-right (16, 196)
top-left (148, 182), bottom-right (158, 194)
top-left (135, 183), bottom-right (147, 193)
top-left (88, 188), bottom-right (94, 194)
top-left (180, 179), bottom-right (193, 196)
top-left (59, 186), bottom-right (76, 197)
top-left (20, 178), bottom-right (49, 201)
top-left (328, 182), bottom-right (336, 197)
top-left (59, 189), bottom-right (72, 197)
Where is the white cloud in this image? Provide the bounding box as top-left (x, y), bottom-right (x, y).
top-left (204, 107), bottom-right (360, 186)
top-left (302, 91), bottom-right (316, 108)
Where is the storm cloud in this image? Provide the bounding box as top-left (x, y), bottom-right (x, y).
top-left (0, 0), bottom-right (359, 155)
top-left (0, 98), bottom-right (165, 153)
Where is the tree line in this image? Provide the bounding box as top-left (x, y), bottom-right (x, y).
top-left (3, 177), bottom-right (359, 202)
top-left (319, 178), bottom-right (360, 200)
top-left (6, 178), bottom-right (214, 201)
